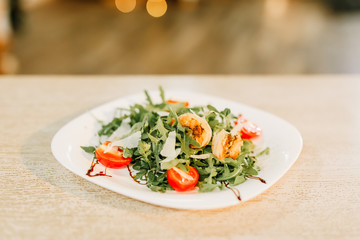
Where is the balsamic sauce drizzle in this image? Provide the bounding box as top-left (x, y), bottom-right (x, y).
top-left (247, 176), bottom-right (267, 184)
top-left (127, 165), bottom-right (147, 185)
top-left (221, 176), bottom-right (267, 201)
top-left (86, 159), bottom-right (112, 178)
top-left (223, 182), bottom-right (241, 201)
top-left (85, 158), bottom-right (266, 200)
top-left (85, 158), bottom-right (147, 185)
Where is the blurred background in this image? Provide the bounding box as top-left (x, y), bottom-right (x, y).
top-left (1, 0), bottom-right (360, 74)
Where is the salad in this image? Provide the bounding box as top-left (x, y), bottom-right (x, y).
top-left (81, 87), bottom-right (269, 199)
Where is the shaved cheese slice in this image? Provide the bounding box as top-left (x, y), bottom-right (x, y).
top-left (160, 131), bottom-right (177, 157)
top-left (230, 122), bottom-right (243, 136)
top-left (110, 131), bottom-right (142, 149)
top-left (108, 121), bottom-right (131, 141)
top-left (161, 148), bottom-right (181, 163)
top-left (156, 111), bottom-right (170, 117)
top-left (190, 153), bottom-right (211, 159)
top-left (172, 167), bottom-right (194, 181)
top-left (160, 131), bottom-right (181, 169)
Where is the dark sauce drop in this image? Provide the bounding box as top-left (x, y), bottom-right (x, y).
top-left (86, 159), bottom-right (112, 178)
top-left (127, 165), bottom-right (147, 185)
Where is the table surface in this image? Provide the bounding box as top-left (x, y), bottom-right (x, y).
top-left (1, 76), bottom-right (359, 240)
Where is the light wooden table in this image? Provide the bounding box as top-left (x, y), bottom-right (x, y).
top-left (1, 76), bottom-right (359, 239)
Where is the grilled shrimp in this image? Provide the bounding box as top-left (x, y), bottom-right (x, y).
top-left (212, 129), bottom-right (243, 160)
top-left (178, 113), bottom-right (212, 148)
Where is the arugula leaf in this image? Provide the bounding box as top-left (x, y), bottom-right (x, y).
top-left (81, 146), bottom-right (96, 154)
top-left (193, 159), bottom-right (208, 167)
top-left (186, 135), bottom-right (201, 148)
top-left (159, 86), bottom-right (165, 103)
top-left (232, 175), bottom-right (246, 186)
top-left (167, 102), bottom-right (187, 113)
top-left (245, 167), bottom-right (258, 176)
top-left (207, 105), bottom-right (219, 113)
top-left (138, 141), bottom-right (151, 162)
top-left (122, 148), bottom-right (134, 158)
top-left (147, 133), bottom-right (159, 144)
top-left (204, 157), bottom-right (217, 184)
top-left (189, 106), bottom-right (204, 115)
top-left (132, 159), bottom-right (150, 171)
top-left (176, 163), bottom-right (190, 173)
top-left (152, 117), bottom-right (168, 141)
top-left (216, 165), bottom-right (243, 181)
top-left (98, 117), bottom-right (126, 136)
top-left (134, 169), bottom-right (147, 180)
top-left (198, 183), bottom-right (219, 192)
top-left (144, 90), bottom-right (153, 106)
top-left (256, 147), bottom-right (270, 157)
top-left (161, 159), bottom-right (189, 170)
top-left (148, 185), bottom-right (167, 193)
top-left (241, 139), bottom-right (255, 153)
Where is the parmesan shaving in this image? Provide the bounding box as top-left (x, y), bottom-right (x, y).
top-left (160, 131), bottom-right (181, 168)
top-left (156, 111), bottom-right (170, 117)
top-left (230, 122), bottom-right (243, 136)
top-left (161, 148), bottom-right (181, 163)
top-left (160, 131), bottom-right (177, 157)
top-left (108, 121), bottom-right (131, 141)
top-left (190, 153), bottom-right (211, 159)
top-left (110, 131), bottom-right (142, 149)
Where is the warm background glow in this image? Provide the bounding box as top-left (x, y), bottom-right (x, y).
top-left (3, 0), bottom-right (360, 75)
top-left (146, 0), bottom-right (167, 18)
top-left (115, 0), bottom-right (136, 13)
top-left (264, 0), bottom-right (288, 19)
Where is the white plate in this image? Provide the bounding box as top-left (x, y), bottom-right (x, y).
top-left (51, 90), bottom-right (303, 210)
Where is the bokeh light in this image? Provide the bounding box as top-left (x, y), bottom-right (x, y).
top-left (264, 0), bottom-right (288, 19)
top-left (115, 0), bottom-right (136, 13)
top-left (146, 0), bottom-right (167, 18)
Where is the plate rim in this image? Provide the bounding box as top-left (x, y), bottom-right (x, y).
top-left (51, 90), bottom-right (303, 210)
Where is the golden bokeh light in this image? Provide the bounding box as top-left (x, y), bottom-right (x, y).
top-left (146, 0), bottom-right (167, 18)
top-left (115, 0), bottom-right (136, 13)
top-left (264, 0), bottom-right (288, 19)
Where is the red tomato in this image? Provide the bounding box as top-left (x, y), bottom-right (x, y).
top-left (167, 166), bottom-right (199, 192)
top-left (235, 115), bottom-right (262, 139)
top-left (95, 141), bottom-right (132, 168)
top-left (167, 99), bottom-right (189, 108)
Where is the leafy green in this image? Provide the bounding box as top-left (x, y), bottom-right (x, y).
top-left (97, 117), bottom-right (126, 136)
top-left (144, 90), bottom-right (153, 106)
top-left (257, 147), bottom-right (270, 157)
top-left (159, 86), bottom-right (165, 103)
top-left (138, 141), bottom-right (151, 162)
top-left (207, 104), bottom-right (219, 113)
top-left (152, 117), bottom-right (168, 141)
top-left (232, 175), bottom-right (246, 186)
top-left (122, 148), bottom-right (134, 158)
top-left (216, 164), bottom-right (243, 181)
top-left (80, 146), bottom-right (96, 154)
top-left (198, 183), bottom-right (220, 192)
top-left (161, 158), bottom-right (189, 170)
top-left (81, 87), bottom-right (269, 194)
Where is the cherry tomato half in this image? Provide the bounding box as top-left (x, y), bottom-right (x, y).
top-left (167, 166), bottom-right (199, 192)
top-left (95, 141), bottom-right (132, 168)
top-left (167, 99), bottom-right (189, 108)
top-left (235, 115), bottom-right (262, 139)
